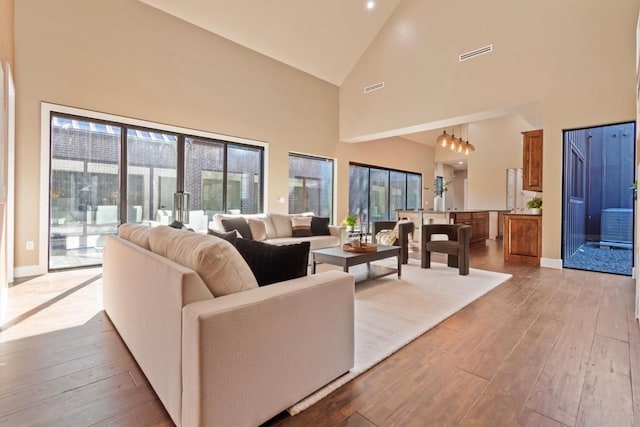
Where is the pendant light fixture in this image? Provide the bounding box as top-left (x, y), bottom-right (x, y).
top-left (463, 123), bottom-right (476, 155)
top-left (436, 129), bottom-right (450, 147)
top-left (435, 124), bottom-right (476, 154)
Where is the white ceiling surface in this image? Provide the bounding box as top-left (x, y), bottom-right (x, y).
top-left (138, 0), bottom-right (403, 85)
top-left (138, 0), bottom-right (485, 168)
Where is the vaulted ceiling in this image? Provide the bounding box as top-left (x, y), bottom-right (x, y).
top-left (138, 0), bottom-right (403, 86)
top-left (136, 0), bottom-right (483, 164)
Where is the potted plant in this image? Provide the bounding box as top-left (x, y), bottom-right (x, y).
top-left (527, 197), bottom-right (542, 214)
top-left (424, 179), bottom-right (450, 211)
top-left (342, 214), bottom-right (358, 232)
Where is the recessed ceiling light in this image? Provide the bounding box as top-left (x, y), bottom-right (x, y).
top-left (366, 1), bottom-right (375, 10)
top-left (458, 161), bottom-right (464, 164)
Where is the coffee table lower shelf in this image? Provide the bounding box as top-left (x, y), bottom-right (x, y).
top-left (311, 244), bottom-right (401, 284)
top-left (346, 264), bottom-right (399, 283)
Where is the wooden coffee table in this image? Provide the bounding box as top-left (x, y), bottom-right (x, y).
top-left (311, 245), bottom-right (401, 283)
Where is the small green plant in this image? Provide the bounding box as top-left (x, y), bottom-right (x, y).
top-left (527, 197), bottom-right (543, 209)
top-left (342, 214), bottom-right (358, 227)
top-left (424, 179), bottom-right (450, 197)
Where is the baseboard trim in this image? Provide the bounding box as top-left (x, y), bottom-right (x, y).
top-left (14, 265), bottom-right (47, 279)
top-left (540, 258), bottom-right (562, 269)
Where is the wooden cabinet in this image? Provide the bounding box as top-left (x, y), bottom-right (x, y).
top-left (451, 211), bottom-right (489, 246)
top-left (470, 212), bottom-right (489, 245)
top-left (503, 214), bottom-right (542, 265)
top-left (497, 210), bottom-right (509, 239)
top-left (522, 129), bottom-right (543, 191)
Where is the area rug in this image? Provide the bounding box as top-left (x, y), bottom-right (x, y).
top-left (287, 259), bottom-right (512, 415)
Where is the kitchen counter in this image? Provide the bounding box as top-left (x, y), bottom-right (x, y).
top-left (503, 213), bottom-right (542, 265)
top-left (396, 209), bottom-right (502, 246)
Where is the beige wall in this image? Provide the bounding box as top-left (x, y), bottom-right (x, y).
top-left (335, 137), bottom-right (434, 223)
top-left (14, 0), bottom-right (339, 269)
top-left (0, 0), bottom-right (12, 295)
top-left (341, 0), bottom-right (640, 260)
top-left (452, 170), bottom-right (467, 211)
top-left (435, 115), bottom-right (531, 211)
top-left (0, 0), bottom-right (13, 68)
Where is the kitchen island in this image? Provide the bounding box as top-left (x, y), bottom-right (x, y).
top-left (502, 213), bottom-right (542, 265)
top-left (396, 210), bottom-right (492, 246)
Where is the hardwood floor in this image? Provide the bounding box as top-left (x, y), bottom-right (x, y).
top-left (0, 241), bottom-right (637, 426)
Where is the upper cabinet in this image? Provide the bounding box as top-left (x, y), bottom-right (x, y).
top-left (522, 129), bottom-right (543, 191)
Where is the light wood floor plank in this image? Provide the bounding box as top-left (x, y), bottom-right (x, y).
top-left (524, 277), bottom-right (600, 426)
top-left (624, 280), bottom-right (640, 426)
top-left (575, 334), bottom-right (634, 427)
top-left (595, 281), bottom-right (630, 342)
top-left (0, 371), bottom-right (137, 426)
top-left (388, 367), bottom-right (487, 427)
top-left (458, 277), bottom-right (563, 380)
top-left (0, 356), bottom-right (138, 415)
top-left (457, 268), bottom-right (581, 427)
top-left (518, 408), bottom-right (569, 427)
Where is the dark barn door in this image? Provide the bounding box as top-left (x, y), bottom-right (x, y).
top-left (563, 129), bottom-right (588, 259)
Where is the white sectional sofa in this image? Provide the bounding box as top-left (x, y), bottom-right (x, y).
top-left (210, 212), bottom-right (345, 250)
top-left (102, 224), bottom-right (355, 427)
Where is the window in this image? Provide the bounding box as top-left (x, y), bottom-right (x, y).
top-left (127, 127), bottom-right (178, 223)
top-left (348, 163), bottom-right (421, 231)
top-left (227, 145), bottom-right (263, 214)
top-left (184, 137), bottom-right (224, 215)
top-left (289, 153), bottom-right (334, 221)
top-left (50, 112), bottom-right (265, 270)
top-left (50, 115), bottom-right (121, 270)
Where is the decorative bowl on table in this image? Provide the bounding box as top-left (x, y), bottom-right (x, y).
top-left (342, 242), bottom-right (378, 253)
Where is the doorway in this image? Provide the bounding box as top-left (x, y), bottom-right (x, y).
top-left (562, 122), bottom-right (635, 275)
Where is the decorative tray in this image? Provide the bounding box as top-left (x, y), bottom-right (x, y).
top-left (342, 242), bottom-right (378, 253)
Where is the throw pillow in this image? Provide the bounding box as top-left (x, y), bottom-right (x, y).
top-left (221, 217), bottom-right (253, 240)
top-left (311, 216), bottom-right (331, 236)
top-left (207, 228), bottom-right (238, 246)
top-left (247, 218), bottom-right (267, 241)
top-left (269, 213), bottom-right (293, 237)
top-left (291, 216), bottom-right (313, 237)
top-left (169, 220), bottom-right (184, 229)
top-left (235, 239), bottom-right (310, 286)
top-left (376, 229), bottom-right (398, 246)
top-left (262, 216), bottom-right (277, 239)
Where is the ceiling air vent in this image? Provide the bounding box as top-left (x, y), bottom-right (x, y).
top-left (459, 44), bottom-right (493, 62)
top-left (364, 81), bottom-right (384, 93)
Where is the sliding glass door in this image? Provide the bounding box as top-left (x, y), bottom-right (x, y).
top-left (50, 116), bottom-right (121, 269)
top-left (127, 128), bottom-right (178, 225)
top-left (349, 162), bottom-right (421, 233)
top-left (49, 111), bottom-right (265, 270)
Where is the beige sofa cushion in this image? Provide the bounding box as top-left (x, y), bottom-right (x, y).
top-left (261, 216), bottom-right (277, 239)
top-left (270, 213), bottom-right (293, 237)
top-left (149, 226), bottom-right (258, 297)
top-left (248, 218), bottom-right (267, 241)
top-left (212, 213), bottom-right (267, 232)
top-left (264, 235), bottom-right (340, 250)
top-left (118, 223), bottom-right (152, 250)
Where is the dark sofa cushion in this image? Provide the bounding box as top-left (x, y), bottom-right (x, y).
top-left (234, 239), bottom-right (310, 286)
top-left (311, 216), bottom-right (331, 236)
top-left (221, 217), bottom-right (253, 240)
top-left (207, 228), bottom-right (238, 246)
